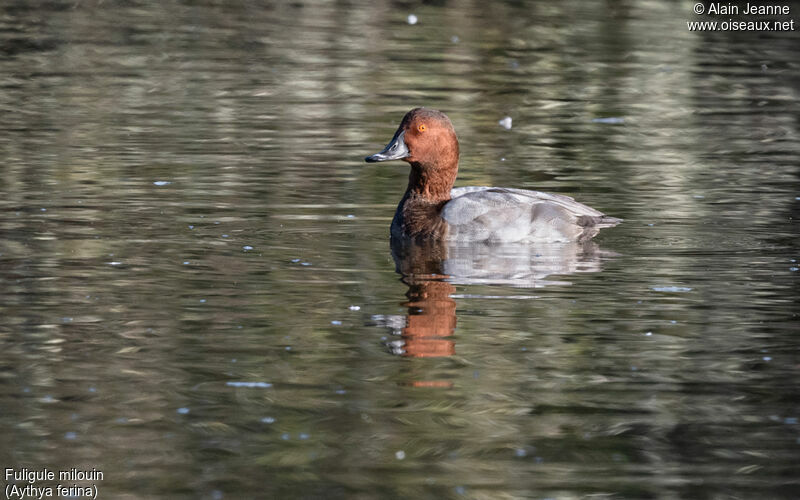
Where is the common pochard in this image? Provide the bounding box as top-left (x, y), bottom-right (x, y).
top-left (365, 108), bottom-right (621, 243)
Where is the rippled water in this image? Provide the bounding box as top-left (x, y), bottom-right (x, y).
top-left (2, 1), bottom-right (799, 498)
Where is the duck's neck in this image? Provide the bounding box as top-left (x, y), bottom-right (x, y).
top-left (392, 161), bottom-right (457, 240)
top-left (404, 161), bottom-right (457, 202)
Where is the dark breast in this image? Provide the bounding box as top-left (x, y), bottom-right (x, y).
top-left (391, 195), bottom-right (449, 241)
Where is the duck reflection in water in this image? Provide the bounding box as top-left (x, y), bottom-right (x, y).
top-left (389, 238), bottom-right (457, 360)
top-left (377, 237), bottom-right (615, 363)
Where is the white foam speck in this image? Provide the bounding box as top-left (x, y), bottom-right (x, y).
top-left (652, 286), bottom-right (692, 292)
top-left (153, 181), bottom-right (171, 186)
top-left (498, 116), bottom-right (512, 130)
top-left (591, 117), bottom-right (625, 124)
top-left (407, 14), bottom-right (418, 25)
top-left (226, 381), bottom-right (272, 388)
top-left (349, 305), bottom-right (361, 311)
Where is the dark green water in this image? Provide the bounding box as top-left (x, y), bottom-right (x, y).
top-left (2, 1), bottom-right (799, 498)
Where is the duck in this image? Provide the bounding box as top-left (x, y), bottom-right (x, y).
top-left (365, 108), bottom-right (621, 243)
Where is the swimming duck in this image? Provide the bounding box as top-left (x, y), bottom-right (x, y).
top-left (365, 108), bottom-right (621, 243)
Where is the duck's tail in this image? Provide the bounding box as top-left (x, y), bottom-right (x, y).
top-left (576, 215), bottom-right (622, 242)
top-left (595, 216), bottom-right (623, 228)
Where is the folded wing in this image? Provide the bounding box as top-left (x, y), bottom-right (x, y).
top-left (443, 187), bottom-right (621, 242)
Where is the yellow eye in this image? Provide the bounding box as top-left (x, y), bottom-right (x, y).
top-left (418, 124), bottom-right (426, 132)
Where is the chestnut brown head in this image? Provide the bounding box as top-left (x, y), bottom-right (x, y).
top-left (365, 108), bottom-right (459, 171)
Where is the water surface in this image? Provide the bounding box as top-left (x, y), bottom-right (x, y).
top-left (1, 1), bottom-right (799, 498)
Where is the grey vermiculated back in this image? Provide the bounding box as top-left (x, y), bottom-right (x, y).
top-left (443, 187), bottom-right (621, 243)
